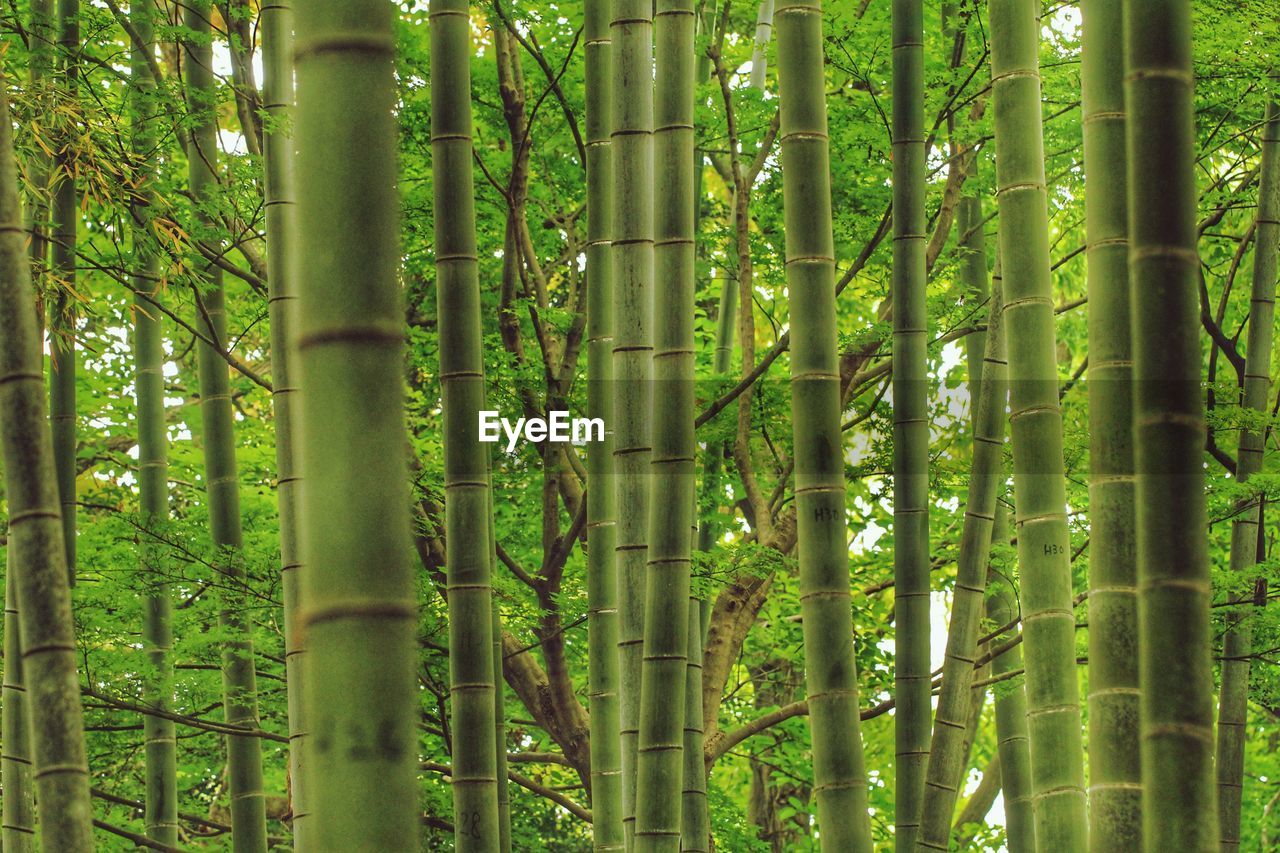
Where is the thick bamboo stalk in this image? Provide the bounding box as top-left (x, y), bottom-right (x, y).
top-left (611, 1), bottom-right (656, 845)
top-left (1124, 1), bottom-right (1217, 849)
top-left (634, 2), bottom-right (697, 849)
top-left (586, 0), bottom-right (625, 848)
top-left (891, 1), bottom-right (930, 846)
top-left (259, 1), bottom-right (309, 846)
top-left (50, 0), bottom-right (78, 586)
top-left (0, 69), bottom-right (94, 852)
top-left (749, 0), bottom-right (775, 90)
top-left (775, 2), bottom-right (872, 849)
top-left (987, 0), bottom-right (1087, 846)
top-left (917, 280), bottom-right (1008, 850)
top-left (1081, 1), bottom-right (1141, 848)
top-left (426, 1), bottom-right (501, 848)
top-left (293, 1), bottom-right (421, 849)
top-left (181, 7), bottom-right (269, 848)
top-left (2, 571), bottom-right (36, 851)
top-left (130, 0), bottom-right (177, 843)
top-left (1215, 98), bottom-right (1280, 852)
top-left (986, 504), bottom-right (1035, 853)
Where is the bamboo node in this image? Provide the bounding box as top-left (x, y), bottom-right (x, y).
top-left (293, 33), bottom-right (396, 61)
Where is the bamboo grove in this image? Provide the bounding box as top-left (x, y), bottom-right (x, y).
top-left (0, 0), bottom-right (1278, 850)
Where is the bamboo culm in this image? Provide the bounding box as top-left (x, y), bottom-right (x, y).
top-left (50, 0), bottom-right (78, 588)
top-left (293, 1), bottom-right (422, 848)
top-left (428, 0), bottom-right (501, 848)
top-left (585, 0), bottom-right (625, 847)
top-left (1214, 97), bottom-right (1280, 852)
top-left (986, 503), bottom-right (1036, 853)
top-left (611, 0), bottom-right (656, 845)
top-left (1081, 0), bottom-right (1141, 847)
top-left (775, 2), bottom-right (873, 848)
top-left (749, 0), bottom-right (775, 90)
top-left (0, 68), bottom-right (94, 852)
top-left (1124, 0), bottom-right (1218, 848)
top-left (182, 7), bottom-right (269, 848)
top-left (1, 569), bottom-right (36, 851)
top-left (635, 1), bottom-right (697, 848)
top-left (131, 0), bottom-right (177, 843)
top-left (891, 0), bottom-right (931, 846)
top-left (917, 280), bottom-right (1008, 851)
top-left (988, 0), bottom-right (1088, 846)
top-left (260, 0), bottom-right (310, 845)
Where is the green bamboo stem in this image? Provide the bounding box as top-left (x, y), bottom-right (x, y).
top-left (634, 2), bottom-right (697, 849)
top-left (0, 69), bottom-right (94, 852)
top-left (131, 0), bottom-right (177, 843)
top-left (260, 1), bottom-right (309, 845)
top-left (28, 0), bottom-right (55, 309)
top-left (775, 2), bottom-right (872, 848)
top-left (2, 569), bottom-right (36, 851)
top-left (611, 1), bottom-right (656, 845)
top-left (917, 281), bottom-right (1008, 851)
top-left (586, 0), bottom-right (625, 848)
top-left (181, 7), bottom-right (269, 848)
top-left (1215, 98), bottom-right (1280, 852)
top-left (1124, 1), bottom-right (1217, 848)
top-left (749, 0), bottom-right (775, 90)
top-left (1081, 1), bottom-right (1141, 848)
top-left (680, 596), bottom-right (709, 852)
top-left (50, 0), bottom-right (79, 587)
top-left (493, 595), bottom-right (511, 853)
top-left (293, 1), bottom-right (421, 849)
top-left (426, 1), bottom-right (501, 848)
top-left (986, 504), bottom-right (1035, 853)
top-left (987, 0), bottom-right (1088, 846)
top-left (891, 1), bottom-right (930, 846)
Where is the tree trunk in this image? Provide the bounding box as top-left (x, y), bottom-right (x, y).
top-left (0, 69), bottom-right (94, 852)
top-left (1215, 97), bottom-right (1280, 852)
top-left (181, 6), bottom-right (269, 848)
top-left (1081, 0), bottom-right (1141, 847)
top-left (775, 2), bottom-right (872, 848)
top-left (988, 0), bottom-right (1088, 845)
top-left (426, 0), bottom-right (500, 848)
top-left (1, 571), bottom-right (36, 851)
top-left (749, 0), bottom-right (775, 90)
top-left (891, 0), bottom-right (930, 846)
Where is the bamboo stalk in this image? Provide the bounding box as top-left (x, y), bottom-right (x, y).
top-left (988, 0), bottom-right (1088, 845)
top-left (1125, 0), bottom-right (1217, 848)
top-left (181, 6), bottom-right (268, 847)
top-left (0, 66), bottom-right (94, 852)
top-left (293, 1), bottom-right (422, 848)
top-left (586, 0), bottom-right (625, 848)
top-left (775, 2), bottom-right (872, 848)
top-left (1081, 0), bottom-right (1141, 847)
top-left (891, 0), bottom-right (931, 845)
